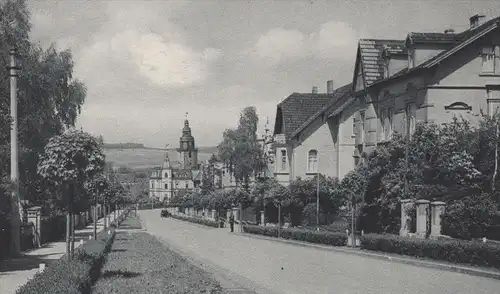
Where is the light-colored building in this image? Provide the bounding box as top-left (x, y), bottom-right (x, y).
top-left (149, 119), bottom-right (202, 202)
top-left (271, 14), bottom-right (500, 184)
top-left (271, 81), bottom-right (356, 184)
top-left (353, 14), bottom-right (500, 159)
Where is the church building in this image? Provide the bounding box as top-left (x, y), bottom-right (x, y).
top-left (149, 119), bottom-right (202, 202)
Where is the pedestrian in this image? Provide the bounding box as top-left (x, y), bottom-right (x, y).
top-left (229, 213), bottom-right (235, 233)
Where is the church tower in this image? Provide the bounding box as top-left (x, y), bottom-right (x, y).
top-left (177, 117), bottom-right (198, 169)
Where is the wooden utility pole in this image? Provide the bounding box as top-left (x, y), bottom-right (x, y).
top-left (9, 48), bottom-right (21, 256)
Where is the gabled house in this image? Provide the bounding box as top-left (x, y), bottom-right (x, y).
top-left (271, 81), bottom-right (356, 184)
top-left (352, 14), bottom-right (500, 157)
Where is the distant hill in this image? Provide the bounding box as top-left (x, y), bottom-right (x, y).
top-left (102, 143), bottom-right (217, 154)
top-left (103, 143), bottom-right (145, 149)
top-left (104, 147), bottom-right (218, 170)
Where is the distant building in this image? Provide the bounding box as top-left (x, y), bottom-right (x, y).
top-left (149, 119), bottom-right (202, 202)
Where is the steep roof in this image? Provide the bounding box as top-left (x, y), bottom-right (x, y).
top-left (356, 39), bottom-right (406, 87)
top-left (368, 16), bottom-right (500, 88)
top-left (273, 92), bottom-right (333, 139)
top-left (290, 84), bottom-right (352, 139)
top-left (407, 32), bottom-right (462, 44)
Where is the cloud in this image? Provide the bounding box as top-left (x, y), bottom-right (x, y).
top-left (108, 30), bottom-right (222, 87)
top-left (253, 28), bottom-right (306, 61)
top-left (74, 29), bottom-right (222, 88)
top-left (251, 21), bottom-right (359, 63)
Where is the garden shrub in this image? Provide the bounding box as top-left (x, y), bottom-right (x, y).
top-left (441, 194), bottom-right (500, 241)
top-left (243, 225), bottom-right (347, 246)
top-left (16, 228), bottom-right (116, 294)
top-left (360, 233), bottom-right (500, 269)
top-left (171, 214), bottom-right (218, 228)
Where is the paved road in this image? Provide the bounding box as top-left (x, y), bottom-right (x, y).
top-left (140, 209), bottom-right (500, 294)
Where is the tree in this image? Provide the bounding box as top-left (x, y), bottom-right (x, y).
top-left (217, 106), bottom-right (266, 189)
top-left (37, 130), bottom-right (105, 258)
top-left (84, 174), bottom-right (109, 239)
top-left (200, 155), bottom-right (216, 194)
top-left (0, 0), bottom-right (87, 255)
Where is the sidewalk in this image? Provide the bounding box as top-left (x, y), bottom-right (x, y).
top-left (235, 231), bottom-right (500, 281)
top-left (0, 210), bottom-right (123, 294)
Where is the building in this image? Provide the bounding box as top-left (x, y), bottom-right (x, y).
top-left (353, 14), bottom-right (500, 158)
top-left (271, 81), bottom-right (357, 184)
top-left (149, 119), bottom-right (202, 202)
top-left (270, 14), bottom-right (500, 185)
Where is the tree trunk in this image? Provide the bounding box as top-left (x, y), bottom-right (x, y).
top-left (93, 204), bottom-right (97, 240)
top-left (66, 193), bottom-right (71, 260)
top-left (103, 199), bottom-right (107, 231)
top-left (70, 212), bottom-right (75, 254)
top-left (70, 185), bottom-right (75, 254)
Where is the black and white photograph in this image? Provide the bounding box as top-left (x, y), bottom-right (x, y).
top-left (1, 0), bottom-right (500, 293)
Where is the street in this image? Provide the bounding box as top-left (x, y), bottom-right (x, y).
top-left (139, 209), bottom-right (500, 294)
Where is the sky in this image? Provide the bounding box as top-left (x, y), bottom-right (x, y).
top-left (27, 0), bottom-right (500, 148)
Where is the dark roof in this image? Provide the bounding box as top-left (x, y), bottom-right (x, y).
top-left (290, 84), bottom-right (352, 139)
top-left (273, 92), bottom-right (333, 139)
top-left (369, 16), bottom-right (500, 88)
top-left (407, 32), bottom-right (462, 44)
top-left (357, 39), bottom-right (406, 86)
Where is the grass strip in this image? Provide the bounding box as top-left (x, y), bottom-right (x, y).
top-left (91, 231), bottom-right (225, 293)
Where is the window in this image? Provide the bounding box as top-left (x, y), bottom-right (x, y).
top-left (185, 183), bottom-right (189, 189)
top-left (360, 111), bottom-right (366, 143)
top-left (164, 183), bottom-right (168, 189)
top-left (352, 118), bottom-right (356, 136)
top-left (387, 108), bottom-right (394, 139)
top-left (151, 182), bottom-right (154, 189)
top-left (189, 151), bottom-right (192, 158)
top-left (280, 150), bottom-right (287, 171)
top-left (164, 173), bottom-right (168, 178)
top-left (481, 46), bottom-right (496, 74)
top-left (379, 109), bottom-right (386, 141)
top-left (307, 150), bottom-right (318, 173)
top-left (406, 103), bottom-right (416, 137)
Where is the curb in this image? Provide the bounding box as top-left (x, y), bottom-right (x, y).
top-left (236, 232), bottom-right (500, 281)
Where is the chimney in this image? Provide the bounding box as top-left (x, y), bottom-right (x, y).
top-left (312, 86), bottom-right (318, 94)
top-left (469, 14), bottom-right (486, 29)
top-left (327, 80), bottom-right (334, 94)
top-left (444, 29), bottom-right (455, 34)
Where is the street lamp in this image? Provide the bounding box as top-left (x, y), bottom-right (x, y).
top-left (9, 47), bottom-right (21, 255)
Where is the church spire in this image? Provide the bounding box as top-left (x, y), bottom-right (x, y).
top-left (163, 143), bottom-right (171, 169)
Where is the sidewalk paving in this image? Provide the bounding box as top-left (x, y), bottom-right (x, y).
top-left (235, 231), bottom-right (500, 281)
top-left (0, 210), bottom-right (123, 294)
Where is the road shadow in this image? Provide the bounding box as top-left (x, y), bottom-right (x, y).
top-left (0, 253), bottom-right (60, 273)
top-left (101, 270), bottom-right (141, 279)
top-left (111, 249), bottom-right (127, 252)
top-left (118, 224), bottom-right (142, 230)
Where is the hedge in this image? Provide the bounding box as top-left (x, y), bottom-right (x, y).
top-left (243, 225), bottom-right (348, 246)
top-left (170, 214), bottom-right (219, 228)
top-left (360, 233), bottom-right (500, 269)
top-left (16, 229), bottom-right (116, 294)
top-left (15, 208), bottom-right (133, 294)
